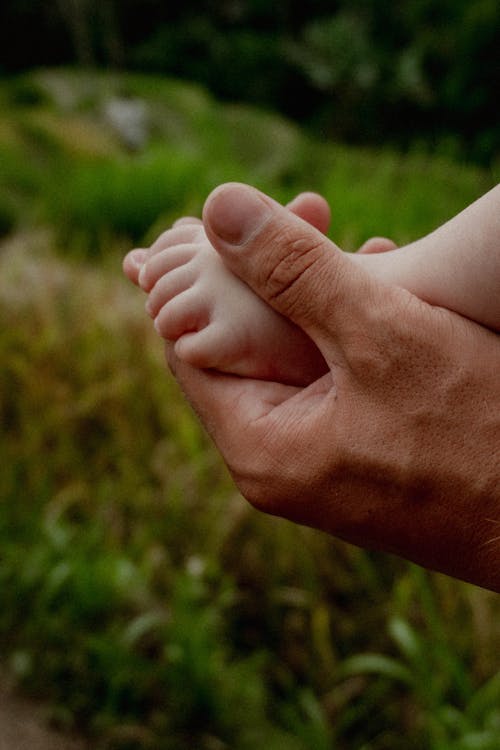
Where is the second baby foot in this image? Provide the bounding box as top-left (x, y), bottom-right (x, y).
top-left (138, 221), bottom-right (327, 386)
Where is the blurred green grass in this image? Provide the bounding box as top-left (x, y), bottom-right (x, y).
top-left (0, 69), bottom-right (496, 252)
top-left (0, 70), bottom-right (499, 749)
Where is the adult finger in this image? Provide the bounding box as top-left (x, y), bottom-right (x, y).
top-left (123, 193), bottom-right (329, 288)
top-left (165, 346), bottom-right (337, 516)
top-left (202, 183), bottom-right (385, 364)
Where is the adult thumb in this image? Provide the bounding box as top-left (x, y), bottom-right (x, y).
top-left (203, 183), bottom-right (376, 357)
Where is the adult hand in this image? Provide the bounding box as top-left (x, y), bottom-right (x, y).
top-left (123, 191), bottom-right (332, 286)
top-left (166, 183), bottom-right (500, 591)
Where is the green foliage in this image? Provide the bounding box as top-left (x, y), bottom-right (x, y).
top-left (43, 148), bottom-right (203, 250)
top-left (0, 191), bottom-right (18, 236)
top-left (1, 235), bottom-right (499, 748)
top-left (0, 71), bottom-right (498, 749)
top-left (1, 1), bottom-right (499, 163)
top-left (338, 568), bottom-right (500, 748)
top-left (0, 70), bottom-right (495, 257)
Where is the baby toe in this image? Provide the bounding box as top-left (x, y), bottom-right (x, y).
top-left (141, 246), bottom-right (198, 294)
top-left (174, 324), bottom-right (222, 369)
top-left (154, 290), bottom-right (210, 341)
top-left (149, 224), bottom-right (206, 257)
top-left (123, 249), bottom-right (148, 286)
top-left (172, 216), bottom-right (203, 228)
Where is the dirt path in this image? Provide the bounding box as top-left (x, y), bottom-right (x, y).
top-left (0, 674), bottom-right (87, 750)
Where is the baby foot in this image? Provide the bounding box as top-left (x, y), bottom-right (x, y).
top-left (138, 222), bottom-right (327, 386)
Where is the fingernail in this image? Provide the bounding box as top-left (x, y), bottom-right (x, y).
top-left (205, 184), bottom-right (273, 245)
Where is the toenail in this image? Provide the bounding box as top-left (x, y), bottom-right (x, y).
top-left (138, 266), bottom-right (147, 288)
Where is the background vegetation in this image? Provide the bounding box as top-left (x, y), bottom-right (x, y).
top-left (1, 0), bottom-right (499, 165)
top-left (0, 3), bottom-right (499, 747)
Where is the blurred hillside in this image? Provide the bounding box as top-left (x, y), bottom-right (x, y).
top-left (1, 0), bottom-right (499, 165)
top-left (0, 69), bottom-right (495, 256)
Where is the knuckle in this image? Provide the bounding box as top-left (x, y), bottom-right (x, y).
top-left (226, 442), bottom-right (286, 514)
top-left (263, 229), bottom-right (328, 315)
top-left (233, 475), bottom-right (270, 513)
top-left (227, 428), bottom-right (316, 517)
top-left (233, 472), bottom-right (289, 517)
